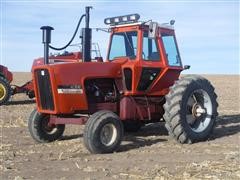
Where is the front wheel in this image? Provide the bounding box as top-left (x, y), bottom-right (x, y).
top-left (83, 110), bottom-right (124, 154)
top-left (163, 75), bottom-right (218, 143)
top-left (28, 109), bottom-right (65, 143)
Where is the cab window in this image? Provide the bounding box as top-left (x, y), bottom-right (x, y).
top-left (142, 31), bottom-right (160, 61)
top-left (162, 34), bottom-right (181, 66)
top-left (108, 31), bottom-right (137, 60)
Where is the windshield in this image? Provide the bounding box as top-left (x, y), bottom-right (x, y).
top-left (142, 31), bottom-right (160, 61)
top-left (108, 31), bottom-right (138, 61)
top-left (162, 34), bottom-right (181, 66)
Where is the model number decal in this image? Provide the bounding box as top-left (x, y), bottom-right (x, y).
top-left (57, 85), bottom-right (83, 94)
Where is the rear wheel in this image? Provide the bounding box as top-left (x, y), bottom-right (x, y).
top-left (163, 75), bottom-right (218, 143)
top-left (0, 76), bottom-right (11, 105)
top-left (83, 110), bottom-right (124, 154)
top-left (28, 109), bottom-right (65, 143)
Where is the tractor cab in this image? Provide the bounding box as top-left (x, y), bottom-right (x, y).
top-left (105, 14), bottom-right (184, 95)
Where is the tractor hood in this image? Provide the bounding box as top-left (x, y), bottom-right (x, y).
top-left (32, 61), bottom-right (122, 114)
top-left (32, 52), bottom-right (82, 70)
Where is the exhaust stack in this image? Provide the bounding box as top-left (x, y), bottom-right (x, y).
top-left (40, 6), bottom-right (92, 64)
top-left (82, 6), bottom-right (92, 62)
top-left (40, 26), bottom-right (54, 64)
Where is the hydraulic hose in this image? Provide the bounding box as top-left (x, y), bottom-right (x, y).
top-left (49, 14), bottom-right (86, 51)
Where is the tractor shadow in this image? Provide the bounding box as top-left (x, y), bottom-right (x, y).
top-left (119, 114), bottom-right (240, 151)
top-left (210, 114), bottom-right (240, 140)
top-left (60, 134), bottom-right (83, 141)
top-left (54, 114), bottom-right (239, 152)
top-left (5, 99), bottom-right (35, 105)
top-left (119, 122), bottom-right (168, 152)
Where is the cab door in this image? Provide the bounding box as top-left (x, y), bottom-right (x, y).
top-left (144, 28), bottom-right (184, 95)
top-left (135, 30), bottom-right (164, 93)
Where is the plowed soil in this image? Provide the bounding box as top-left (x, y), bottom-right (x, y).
top-left (1, 73), bottom-right (239, 179)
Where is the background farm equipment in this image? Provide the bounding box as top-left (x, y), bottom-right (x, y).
top-left (0, 65), bottom-right (34, 105)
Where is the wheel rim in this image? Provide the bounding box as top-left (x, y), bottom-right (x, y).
top-left (100, 123), bottom-right (117, 146)
top-left (41, 116), bottom-right (58, 134)
top-left (0, 83), bottom-right (6, 101)
top-left (186, 89), bottom-right (213, 133)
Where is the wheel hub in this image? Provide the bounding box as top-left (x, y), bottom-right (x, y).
top-left (192, 103), bottom-right (206, 118)
top-left (186, 89), bottom-right (213, 133)
top-left (42, 117), bottom-right (56, 133)
top-left (0, 84), bottom-right (6, 101)
top-left (100, 123), bottom-right (117, 146)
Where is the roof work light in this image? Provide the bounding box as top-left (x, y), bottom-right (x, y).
top-left (104, 14), bottom-right (140, 26)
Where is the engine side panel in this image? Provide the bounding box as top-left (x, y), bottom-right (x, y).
top-left (33, 62), bottom-right (122, 114)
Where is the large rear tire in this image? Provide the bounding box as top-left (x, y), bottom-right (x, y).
top-left (83, 110), bottom-right (124, 154)
top-left (28, 109), bottom-right (65, 143)
top-left (163, 75), bottom-right (218, 143)
top-left (0, 76), bottom-right (11, 105)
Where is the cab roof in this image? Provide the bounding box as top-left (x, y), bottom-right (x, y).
top-left (110, 21), bottom-right (174, 30)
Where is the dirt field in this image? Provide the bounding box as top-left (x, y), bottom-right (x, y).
top-left (1, 73), bottom-right (239, 179)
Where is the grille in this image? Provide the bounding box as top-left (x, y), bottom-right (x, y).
top-left (35, 69), bottom-right (54, 110)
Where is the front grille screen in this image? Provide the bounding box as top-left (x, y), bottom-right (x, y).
top-left (35, 69), bottom-right (54, 110)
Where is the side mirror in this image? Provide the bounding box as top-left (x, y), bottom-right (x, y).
top-left (170, 20), bottom-right (175, 25)
top-left (184, 65), bottom-right (191, 70)
top-left (148, 22), bottom-right (158, 39)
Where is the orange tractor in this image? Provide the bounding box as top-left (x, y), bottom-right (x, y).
top-left (28, 7), bottom-right (218, 154)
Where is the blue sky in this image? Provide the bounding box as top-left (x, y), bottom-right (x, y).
top-left (0, 0), bottom-right (239, 74)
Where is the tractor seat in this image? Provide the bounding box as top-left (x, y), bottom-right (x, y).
top-left (95, 57), bottom-right (103, 62)
top-left (148, 52), bottom-right (160, 60)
